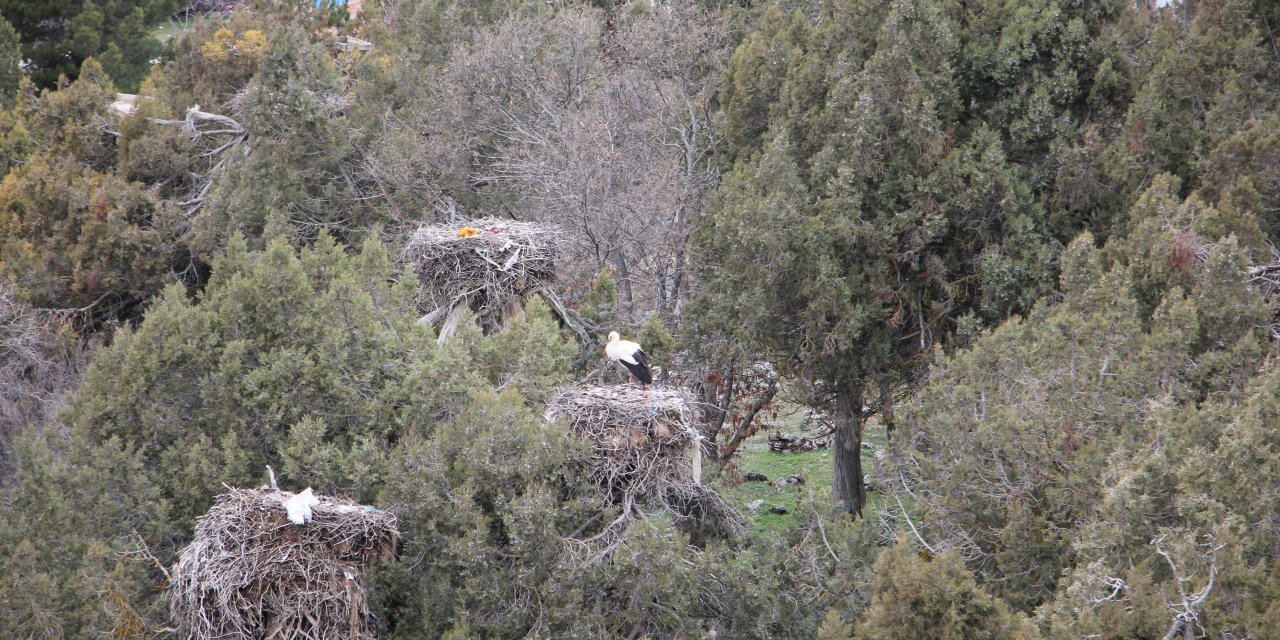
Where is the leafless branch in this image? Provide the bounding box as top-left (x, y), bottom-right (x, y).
top-left (894, 494), bottom-right (939, 556)
top-left (1153, 534), bottom-right (1223, 640)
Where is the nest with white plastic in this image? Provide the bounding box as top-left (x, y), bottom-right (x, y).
top-left (545, 385), bottom-right (749, 554)
top-left (169, 487), bottom-right (398, 640)
top-left (404, 218), bottom-right (560, 340)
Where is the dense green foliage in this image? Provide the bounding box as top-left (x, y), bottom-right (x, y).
top-left (887, 167), bottom-right (1280, 632)
top-left (855, 541), bottom-right (1037, 640)
top-left (0, 0), bottom-right (176, 90)
top-left (2, 0), bottom-right (1280, 637)
top-left (0, 58), bottom-right (180, 322)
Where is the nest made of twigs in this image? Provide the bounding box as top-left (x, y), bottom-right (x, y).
top-left (404, 218), bottom-right (560, 339)
top-left (545, 385), bottom-right (749, 549)
top-left (169, 488), bottom-right (399, 640)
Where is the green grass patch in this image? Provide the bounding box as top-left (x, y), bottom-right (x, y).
top-left (708, 403), bottom-right (891, 538)
top-left (711, 444), bottom-right (883, 537)
top-left (716, 447), bottom-right (834, 534)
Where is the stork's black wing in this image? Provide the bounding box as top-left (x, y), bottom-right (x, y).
top-left (623, 348), bottom-right (653, 385)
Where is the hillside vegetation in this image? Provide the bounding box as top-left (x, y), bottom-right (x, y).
top-left (3, 0), bottom-right (1280, 638)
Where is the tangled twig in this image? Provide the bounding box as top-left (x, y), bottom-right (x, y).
top-left (404, 218), bottom-right (561, 341)
top-left (545, 385), bottom-right (749, 560)
top-left (169, 488), bottom-right (398, 640)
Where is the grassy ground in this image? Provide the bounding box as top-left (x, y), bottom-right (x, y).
top-left (153, 18), bottom-right (193, 45)
top-left (716, 446), bottom-right (835, 534)
top-left (709, 403), bottom-right (886, 537)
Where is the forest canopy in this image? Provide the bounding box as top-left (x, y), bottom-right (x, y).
top-left (2, 0), bottom-right (1280, 638)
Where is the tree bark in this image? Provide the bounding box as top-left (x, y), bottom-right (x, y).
top-left (832, 387), bottom-right (866, 516)
top-left (879, 384), bottom-right (895, 442)
top-left (610, 251), bottom-right (634, 312)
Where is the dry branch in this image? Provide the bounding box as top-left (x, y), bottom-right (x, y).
top-left (149, 105), bottom-right (248, 216)
top-left (717, 366), bottom-right (779, 464)
top-left (1, 285), bottom-right (86, 478)
top-left (545, 384), bottom-right (748, 557)
top-left (169, 487), bottom-right (398, 640)
top-left (150, 105), bottom-right (245, 140)
top-left (404, 218), bottom-right (561, 342)
top-left (1153, 534), bottom-right (1223, 640)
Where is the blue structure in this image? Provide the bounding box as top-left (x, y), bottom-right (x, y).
top-left (314, 0), bottom-right (348, 7)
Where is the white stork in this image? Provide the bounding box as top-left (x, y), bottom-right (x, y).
top-left (605, 331), bottom-right (652, 386)
top-left (284, 487), bottom-right (319, 525)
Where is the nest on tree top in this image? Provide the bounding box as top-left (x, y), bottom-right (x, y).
top-left (545, 385), bottom-right (749, 552)
top-left (404, 218), bottom-right (560, 341)
top-left (169, 487), bottom-right (398, 640)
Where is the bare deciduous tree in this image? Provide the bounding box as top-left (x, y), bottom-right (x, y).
top-left (371, 2), bottom-right (727, 323)
top-left (0, 286), bottom-right (90, 479)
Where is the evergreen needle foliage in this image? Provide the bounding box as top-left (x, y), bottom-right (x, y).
top-left (2, 0), bottom-right (1280, 637)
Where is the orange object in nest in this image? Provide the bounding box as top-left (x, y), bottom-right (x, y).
top-left (457, 226), bottom-right (478, 238)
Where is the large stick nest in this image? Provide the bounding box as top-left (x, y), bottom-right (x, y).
top-left (404, 218), bottom-right (561, 339)
top-left (169, 488), bottom-right (398, 640)
top-left (545, 385), bottom-right (749, 551)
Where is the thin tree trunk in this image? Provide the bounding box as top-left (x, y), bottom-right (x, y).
top-left (667, 242), bottom-right (686, 321)
top-left (716, 373), bottom-right (779, 467)
top-left (611, 251), bottom-right (634, 312)
top-left (832, 387), bottom-right (866, 516)
top-left (879, 384), bottom-right (895, 442)
top-left (700, 361), bottom-right (735, 481)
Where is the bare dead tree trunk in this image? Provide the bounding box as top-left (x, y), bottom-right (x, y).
top-left (1154, 534), bottom-right (1222, 640)
top-left (832, 386), bottom-right (866, 516)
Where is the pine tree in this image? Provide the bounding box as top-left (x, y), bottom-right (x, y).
top-left (638, 314), bottom-right (675, 378)
top-left (0, 60), bottom-right (178, 321)
top-left (581, 268), bottom-right (620, 332)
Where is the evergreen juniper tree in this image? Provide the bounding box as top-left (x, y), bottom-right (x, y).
top-left (693, 0), bottom-right (1056, 515)
top-left (0, 0), bottom-right (177, 90)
